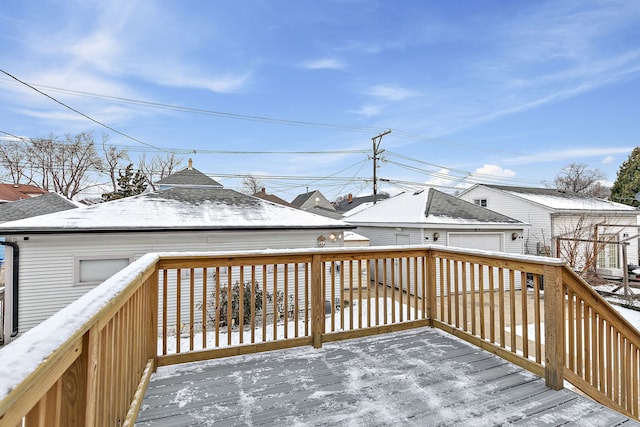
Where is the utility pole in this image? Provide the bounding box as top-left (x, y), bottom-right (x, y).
top-left (372, 129), bottom-right (391, 204)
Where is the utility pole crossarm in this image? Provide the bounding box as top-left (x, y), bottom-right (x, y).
top-left (372, 129), bottom-right (391, 204)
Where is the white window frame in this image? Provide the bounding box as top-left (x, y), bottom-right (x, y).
top-left (74, 254), bottom-right (133, 286)
top-left (473, 199), bottom-right (487, 207)
top-left (597, 236), bottom-right (619, 269)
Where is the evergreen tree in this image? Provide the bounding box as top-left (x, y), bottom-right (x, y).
top-left (610, 147), bottom-right (640, 207)
top-left (102, 163), bottom-right (148, 201)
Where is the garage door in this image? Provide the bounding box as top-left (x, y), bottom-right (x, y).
top-left (444, 233), bottom-right (520, 292)
top-left (448, 233), bottom-right (503, 252)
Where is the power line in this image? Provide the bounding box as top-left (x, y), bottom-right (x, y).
top-left (0, 68), bottom-right (168, 153)
top-left (1, 78), bottom-right (387, 134)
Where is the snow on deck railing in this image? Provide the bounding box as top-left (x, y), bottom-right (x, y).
top-left (0, 252), bottom-right (160, 400)
top-left (1, 245), bottom-right (638, 424)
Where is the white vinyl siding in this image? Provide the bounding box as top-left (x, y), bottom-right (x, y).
top-left (460, 187), bottom-right (554, 256)
top-left (10, 229), bottom-right (347, 334)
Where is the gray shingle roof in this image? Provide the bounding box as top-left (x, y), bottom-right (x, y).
top-left (156, 167), bottom-right (222, 188)
top-left (290, 191), bottom-right (315, 208)
top-left (346, 188), bottom-right (523, 225)
top-left (0, 193), bottom-right (78, 223)
top-left (335, 193), bottom-right (390, 212)
top-left (425, 189), bottom-right (521, 223)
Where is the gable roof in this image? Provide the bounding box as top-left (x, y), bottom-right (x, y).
top-left (0, 193), bottom-right (79, 223)
top-left (346, 188), bottom-right (523, 226)
top-left (156, 165), bottom-right (222, 188)
top-left (290, 190), bottom-right (335, 211)
top-left (0, 187), bottom-right (350, 234)
top-left (475, 185), bottom-right (636, 211)
top-left (0, 184), bottom-right (47, 202)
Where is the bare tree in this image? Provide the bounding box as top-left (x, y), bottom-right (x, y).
top-left (100, 135), bottom-right (129, 192)
top-left (53, 133), bottom-right (103, 198)
top-left (0, 138), bottom-right (32, 184)
top-left (139, 153), bottom-right (183, 191)
top-left (241, 174), bottom-right (262, 195)
top-left (550, 163), bottom-right (610, 198)
top-left (21, 132), bottom-right (103, 199)
top-left (555, 214), bottom-right (629, 286)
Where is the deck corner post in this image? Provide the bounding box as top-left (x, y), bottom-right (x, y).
top-left (83, 325), bottom-right (101, 426)
top-left (426, 250), bottom-right (435, 327)
top-left (543, 264), bottom-right (564, 390)
top-left (311, 254), bottom-right (323, 348)
top-left (148, 266), bottom-right (160, 371)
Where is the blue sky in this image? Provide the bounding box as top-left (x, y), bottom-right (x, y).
top-left (1, 0), bottom-right (639, 202)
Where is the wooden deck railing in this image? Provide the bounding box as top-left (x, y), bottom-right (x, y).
top-left (1, 246), bottom-right (639, 425)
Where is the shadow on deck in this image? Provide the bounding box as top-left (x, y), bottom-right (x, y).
top-left (137, 327), bottom-right (637, 426)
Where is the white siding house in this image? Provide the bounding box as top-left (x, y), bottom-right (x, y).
top-left (0, 186), bottom-right (352, 340)
top-left (458, 184), bottom-right (639, 277)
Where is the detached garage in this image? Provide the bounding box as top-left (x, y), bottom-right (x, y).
top-left (344, 188), bottom-right (528, 295)
top-left (344, 188), bottom-right (527, 255)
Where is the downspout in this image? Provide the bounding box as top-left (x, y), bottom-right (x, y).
top-left (1, 241), bottom-right (19, 337)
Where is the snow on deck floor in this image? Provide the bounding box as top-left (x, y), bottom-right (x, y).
top-left (136, 327), bottom-right (638, 426)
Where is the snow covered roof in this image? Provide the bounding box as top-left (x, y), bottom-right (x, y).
top-left (346, 188), bottom-right (523, 226)
top-left (0, 187), bottom-right (351, 234)
top-left (482, 185), bottom-right (637, 211)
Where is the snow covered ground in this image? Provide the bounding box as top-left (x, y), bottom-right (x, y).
top-left (163, 298), bottom-right (422, 354)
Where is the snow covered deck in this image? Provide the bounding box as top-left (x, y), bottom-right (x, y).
top-left (136, 327), bottom-right (637, 426)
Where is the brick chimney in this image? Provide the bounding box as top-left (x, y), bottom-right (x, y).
top-left (188, 158), bottom-right (193, 170)
top-left (348, 193), bottom-right (353, 203)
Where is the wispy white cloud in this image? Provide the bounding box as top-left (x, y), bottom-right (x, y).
top-left (366, 85), bottom-right (418, 101)
top-left (602, 155), bottom-right (615, 164)
top-left (349, 104), bottom-right (382, 118)
top-left (505, 147), bottom-right (634, 165)
top-left (302, 58), bottom-right (346, 70)
top-left (416, 2), bottom-right (640, 137)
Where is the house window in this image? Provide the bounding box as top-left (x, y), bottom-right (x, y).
top-left (597, 236), bottom-right (619, 269)
top-left (75, 255), bottom-right (132, 285)
top-left (473, 199), bottom-right (487, 207)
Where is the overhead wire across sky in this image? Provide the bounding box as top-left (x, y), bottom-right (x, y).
top-left (0, 70), bottom-right (548, 197)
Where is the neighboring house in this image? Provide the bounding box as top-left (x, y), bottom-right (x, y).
top-left (252, 187), bottom-right (295, 208)
top-left (0, 184), bottom-right (47, 203)
top-left (290, 190), bottom-right (343, 220)
top-left (458, 184), bottom-right (639, 277)
top-left (291, 190), bottom-right (335, 211)
top-left (345, 188), bottom-right (526, 254)
top-left (334, 193), bottom-right (390, 213)
top-left (0, 181), bottom-right (353, 339)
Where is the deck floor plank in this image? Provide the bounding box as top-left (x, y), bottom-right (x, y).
top-left (136, 327), bottom-right (640, 426)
